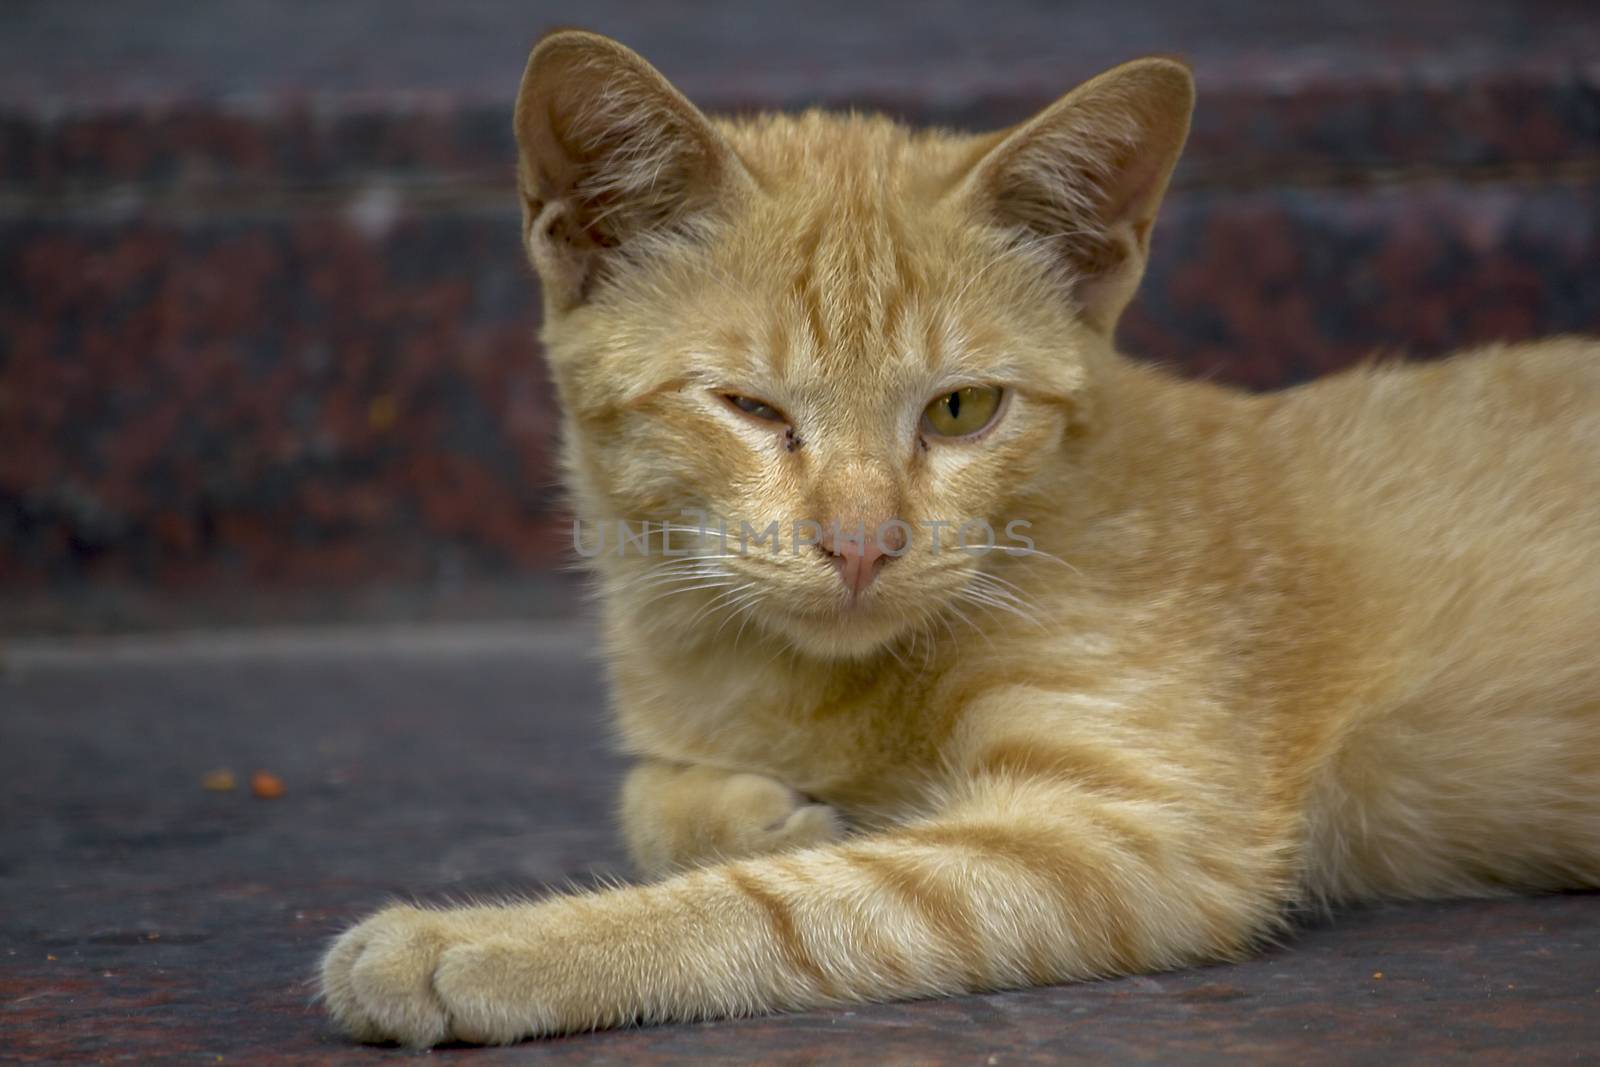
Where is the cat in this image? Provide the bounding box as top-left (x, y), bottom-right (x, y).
top-left (320, 29), bottom-right (1600, 1045)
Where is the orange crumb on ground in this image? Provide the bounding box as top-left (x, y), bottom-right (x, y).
top-left (250, 771), bottom-right (286, 799)
top-left (201, 769), bottom-right (237, 792)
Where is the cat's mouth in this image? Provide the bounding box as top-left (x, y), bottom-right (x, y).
top-left (705, 549), bottom-right (983, 659)
top-left (792, 592), bottom-right (888, 622)
top-left (763, 576), bottom-right (960, 660)
top-left (773, 605), bottom-right (911, 659)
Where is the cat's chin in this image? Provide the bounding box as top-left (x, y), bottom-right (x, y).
top-left (760, 604), bottom-right (917, 662)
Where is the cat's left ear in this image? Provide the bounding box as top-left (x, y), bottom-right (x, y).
top-left (963, 58), bottom-right (1194, 334)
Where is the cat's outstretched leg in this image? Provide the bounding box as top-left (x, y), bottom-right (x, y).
top-left (321, 730), bottom-right (1290, 1046)
top-left (619, 760), bottom-right (844, 876)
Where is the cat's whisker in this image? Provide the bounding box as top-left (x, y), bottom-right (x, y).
top-left (686, 585), bottom-right (759, 630)
top-left (631, 573), bottom-right (740, 617)
top-left (631, 565), bottom-right (734, 590)
top-left (626, 547), bottom-right (743, 567)
top-left (880, 636), bottom-right (910, 671)
top-left (624, 571), bottom-right (733, 602)
top-left (989, 545), bottom-right (1083, 576)
top-left (958, 587), bottom-right (1047, 630)
top-left (940, 601), bottom-right (995, 651)
top-left (967, 568), bottom-right (1035, 600)
top-left (624, 560), bottom-right (723, 583)
top-left (731, 598), bottom-right (768, 651)
top-left (964, 572), bottom-right (1038, 610)
top-left (904, 615), bottom-right (927, 665)
top-left (906, 607), bottom-right (941, 670)
top-left (635, 579), bottom-right (741, 612)
top-left (702, 584), bottom-right (773, 635)
top-left (653, 523), bottom-right (745, 548)
top-left (758, 630), bottom-right (797, 671)
top-left (964, 579), bottom-right (1047, 627)
top-left (612, 554), bottom-right (743, 594)
top-left (931, 563), bottom-right (1046, 621)
top-left (711, 587), bottom-right (767, 640)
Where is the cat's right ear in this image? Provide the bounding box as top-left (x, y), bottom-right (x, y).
top-left (514, 31), bottom-right (747, 311)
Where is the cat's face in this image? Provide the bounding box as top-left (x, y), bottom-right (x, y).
top-left (516, 32), bottom-right (1192, 659)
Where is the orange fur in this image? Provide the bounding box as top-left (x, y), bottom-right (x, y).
top-left (321, 30), bottom-right (1600, 1045)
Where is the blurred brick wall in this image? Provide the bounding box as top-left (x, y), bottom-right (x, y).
top-left (2, 1), bottom-right (1598, 632)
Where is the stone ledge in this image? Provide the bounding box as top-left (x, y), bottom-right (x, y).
top-left (3, 1), bottom-right (1598, 196)
top-left (5, 1), bottom-right (1600, 627)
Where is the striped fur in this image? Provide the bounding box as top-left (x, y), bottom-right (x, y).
top-left (321, 30), bottom-right (1600, 1045)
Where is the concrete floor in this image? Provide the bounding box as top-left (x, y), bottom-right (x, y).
top-left (3, 625), bottom-right (1597, 1064)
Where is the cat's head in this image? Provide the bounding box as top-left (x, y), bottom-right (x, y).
top-left (514, 31), bottom-right (1192, 660)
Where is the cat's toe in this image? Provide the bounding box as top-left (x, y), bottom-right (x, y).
top-left (434, 937), bottom-right (561, 1044)
top-left (724, 772), bottom-right (811, 832)
top-left (321, 905), bottom-right (453, 1047)
top-left (320, 916), bottom-right (382, 1041)
top-left (724, 773), bottom-right (843, 850)
top-left (776, 802), bottom-right (844, 848)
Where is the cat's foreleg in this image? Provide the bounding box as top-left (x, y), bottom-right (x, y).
top-left (321, 752), bottom-right (1287, 1046)
top-left (620, 759), bottom-right (844, 876)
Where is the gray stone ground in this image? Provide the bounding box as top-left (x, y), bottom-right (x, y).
top-left (2, 625), bottom-right (1596, 1064)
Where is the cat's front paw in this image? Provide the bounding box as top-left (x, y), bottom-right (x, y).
top-left (320, 904), bottom-right (558, 1047)
top-left (721, 773), bottom-right (844, 858)
top-left (321, 904), bottom-right (455, 1046)
top-left (622, 762), bottom-right (847, 877)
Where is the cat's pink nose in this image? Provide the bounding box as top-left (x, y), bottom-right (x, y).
top-left (818, 523), bottom-right (905, 595)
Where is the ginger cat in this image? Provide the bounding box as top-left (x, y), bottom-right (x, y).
top-left (320, 30), bottom-right (1600, 1045)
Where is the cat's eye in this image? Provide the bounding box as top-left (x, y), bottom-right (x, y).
top-left (922, 386), bottom-right (1004, 439)
top-left (722, 393), bottom-right (788, 424)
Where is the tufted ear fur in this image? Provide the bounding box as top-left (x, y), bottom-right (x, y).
top-left (963, 58), bottom-right (1194, 334)
top-left (513, 30), bottom-right (748, 311)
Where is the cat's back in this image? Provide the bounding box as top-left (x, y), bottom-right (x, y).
top-left (1268, 336), bottom-right (1600, 660)
top-left (1269, 336), bottom-right (1600, 575)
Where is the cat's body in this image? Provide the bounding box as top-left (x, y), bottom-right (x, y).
top-left (616, 341), bottom-right (1600, 900)
top-left (321, 31), bottom-right (1600, 1046)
